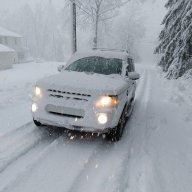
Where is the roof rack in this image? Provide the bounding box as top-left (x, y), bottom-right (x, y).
top-left (92, 48), bottom-right (129, 53)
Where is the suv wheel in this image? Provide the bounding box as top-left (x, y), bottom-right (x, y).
top-left (106, 108), bottom-right (126, 142)
top-left (126, 98), bottom-right (135, 119)
top-left (33, 119), bottom-right (42, 127)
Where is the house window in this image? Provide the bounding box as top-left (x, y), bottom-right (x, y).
top-left (14, 38), bottom-right (17, 45)
top-left (0, 38), bottom-right (2, 44)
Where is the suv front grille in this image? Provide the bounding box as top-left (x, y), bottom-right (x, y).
top-left (48, 89), bottom-right (91, 102)
top-left (49, 111), bottom-right (83, 119)
top-left (46, 104), bottom-right (85, 119)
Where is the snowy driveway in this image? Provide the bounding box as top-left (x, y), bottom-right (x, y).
top-left (0, 62), bottom-right (192, 192)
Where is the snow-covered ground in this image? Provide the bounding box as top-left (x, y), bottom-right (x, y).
top-left (0, 62), bottom-right (192, 192)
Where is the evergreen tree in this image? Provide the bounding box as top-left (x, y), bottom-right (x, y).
top-left (155, 0), bottom-right (192, 79)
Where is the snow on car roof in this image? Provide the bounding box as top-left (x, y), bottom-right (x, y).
top-left (0, 26), bottom-right (22, 38)
top-left (69, 50), bottom-right (130, 63)
top-left (0, 44), bottom-right (15, 52)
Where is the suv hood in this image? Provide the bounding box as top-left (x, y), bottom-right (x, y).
top-left (37, 71), bottom-right (127, 96)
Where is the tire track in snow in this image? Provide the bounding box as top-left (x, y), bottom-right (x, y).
top-left (0, 122), bottom-right (37, 153)
top-left (109, 69), bottom-right (151, 192)
top-left (1, 134), bottom-right (104, 192)
top-left (0, 122), bottom-right (52, 173)
top-left (0, 122), bottom-right (64, 174)
top-left (115, 68), bottom-right (162, 192)
top-left (140, 68), bottom-right (166, 192)
top-left (0, 135), bottom-right (62, 192)
top-left (0, 131), bottom-right (44, 173)
top-left (124, 69), bottom-right (152, 192)
top-left (139, 71), bottom-right (170, 192)
top-left (0, 122), bottom-right (33, 141)
top-left (67, 140), bottom-right (112, 192)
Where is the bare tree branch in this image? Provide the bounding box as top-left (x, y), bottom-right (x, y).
top-left (98, 0), bottom-right (130, 16)
top-left (71, 0), bottom-right (130, 48)
top-left (68, 0), bottom-right (92, 16)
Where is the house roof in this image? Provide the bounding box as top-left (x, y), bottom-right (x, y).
top-left (0, 26), bottom-right (22, 38)
top-left (0, 44), bottom-right (15, 52)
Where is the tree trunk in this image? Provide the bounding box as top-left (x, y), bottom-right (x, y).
top-left (93, 13), bottom-right (99, 48)
top-left (93, 4), bottom-right (100, 49)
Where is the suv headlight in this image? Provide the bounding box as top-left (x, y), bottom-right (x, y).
top-left (95, 96), bottom-right (118, 108)
top-left (34, 86), bottom-right (42, 97)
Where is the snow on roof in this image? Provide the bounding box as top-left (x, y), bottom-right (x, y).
top-left (0, 44), bottom-right (15, 52)
top-left (69, 50), bottom-right (130, 63)
top-left (0, 27), bottom-right (22, 38)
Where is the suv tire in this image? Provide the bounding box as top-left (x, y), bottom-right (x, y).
top-left (33, 119), bottom-right (42, 127)
top-left (106, 108), bottom-right (126, 142)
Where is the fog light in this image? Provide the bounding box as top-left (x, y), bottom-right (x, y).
top-left (32, 103), bottom-right (38, 112)
top-left (97, 113), bottom-right (108, 125)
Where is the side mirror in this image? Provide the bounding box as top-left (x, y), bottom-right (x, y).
top-left (128, 72), bottom-right (140, 80)
top-left (57, 65), bottom-right (65, 72)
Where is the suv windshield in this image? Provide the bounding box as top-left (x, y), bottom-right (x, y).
top-left (65, 56), bottom-right (123, 75)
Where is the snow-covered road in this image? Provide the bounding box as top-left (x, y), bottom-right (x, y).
top-left (0, 62), bottom-right (192, 192)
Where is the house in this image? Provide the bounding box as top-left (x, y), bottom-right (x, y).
top-left (0, 26), bottom-right (31, 65)
top-left (0, 44), bottom-right (18, 70)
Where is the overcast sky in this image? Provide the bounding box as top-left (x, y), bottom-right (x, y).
top-left (0, 0), bottom-right (65, 11)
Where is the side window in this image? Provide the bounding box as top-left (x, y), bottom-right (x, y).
top-left (131, 59), bottom-right (135, 72)
top-left (126, 58), bottom-right (135, 75)
top-left (4, 37), bottom-right (8, 45)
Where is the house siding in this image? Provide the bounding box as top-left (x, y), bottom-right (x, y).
top-left (0, 51), bottom-right (18, 70)
top-left (0, 27), bottom-right (31, 64)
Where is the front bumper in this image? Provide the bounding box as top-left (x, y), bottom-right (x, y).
top-left (34, 117), bottom-right (112, 133)
top-left (32, 97), bottom-right (118, 133)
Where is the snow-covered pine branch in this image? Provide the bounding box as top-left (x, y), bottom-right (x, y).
top-left (155, 0), bottom-right (192, 79)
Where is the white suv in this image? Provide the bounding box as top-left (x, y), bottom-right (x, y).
top-left (32, 50), bottom-right (140, 141)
